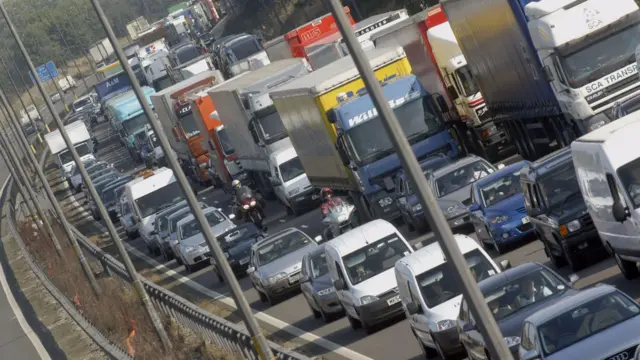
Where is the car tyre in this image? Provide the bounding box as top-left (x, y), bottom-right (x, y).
top-left (543, 238), bottom-right (567, 268)
top-left (184, 262), bottom-right (193, 273)
top-left (613, 250), bottom-right (640, 280)
top-left (255, 286), bottom-right (268, 303)
top-left (175, 256), bottom-right (183, 266)
top-left (362, 320), bottom-right (375, 335)
top-left (564, 249), bottom-right (584, 272)
top-left (308, 301), bottom-right (321, 319)
top-left (346, 313), bottom-right (361, 330)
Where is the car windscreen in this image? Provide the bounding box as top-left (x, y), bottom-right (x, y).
top-left (435, 161), bottom-right (493, 198)
top-left (176, 46), bottom-right (200, 64)
top-left (342, 234), bottom-right (411, 286)
top-left (538, 291), bottom-right (640, 356)
top-left (256, 231), bottom-right (311, 266)
top-left (483, 268), bottom-right (566, 321)
top-left (168, 203), bottom-right (207, 233)
top-left (416, 249), bottom-right (496, 309)
top-left (221, 226), bottom-right (260, 255)
top-left (480, 168), bottom-right (523, 207)
top-left (279, 157), bottom-right (305, 183)
top-left (134, 181), bottom-right (184, 218)
top-left (179, 211), bottom-right (225, 239)
top-left (59, 143), bottom-right (91, 164)
top-left (310, 252), bottom-right (329, 279)
top-left (538, 163), bottom-right (581, 210)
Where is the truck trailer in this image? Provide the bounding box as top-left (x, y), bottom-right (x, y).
top-left (44, 120), bottom-right (95, 183)
top-left (270, 47), bottom-right (460, 222)
top-left (441, 0), bottom-right (640, 160)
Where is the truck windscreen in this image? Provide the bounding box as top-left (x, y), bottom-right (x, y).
top-left (59, 143), bottom-right (90, 164)
top-left (256, 107), bottom-right (287, 144)
top-left (178, 111), bottom-right (200, 138)
top-left (216, 127), bottom-right (235, 156)
top-left (346, 97), bottom-right (444, 165)
top-left (123, 114), bottom-right (149, 135)
top-left (227, 37), bottom-right (261, 62)
top-left (135, 181), bottom-right (184, 218)
top-left (177, 46), bottom-right (201, 64)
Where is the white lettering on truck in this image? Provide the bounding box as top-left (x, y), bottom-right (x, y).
top-left (584, 63), bottom-right (637, 94)
top-left (106, 78), bottom-right (120, 88)
top-left (347, 97), bottom-right (407, 127)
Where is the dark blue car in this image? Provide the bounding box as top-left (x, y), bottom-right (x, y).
top-left (468, 161), bottom-right (533, 254)
top-left (212, 223), bottom-right (265, 282)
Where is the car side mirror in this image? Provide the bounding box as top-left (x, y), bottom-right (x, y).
top-left (406, 302), bottom-right (421, 315)
top-left (612, 200), bottom-right (629, 223)
top-left (314, 235), bottom-right (323, 243)
top-left (467, 203), bottom-right (481, 212)
top-left (522, 349), bottom-right (541, 360)
top-left (333, 279), bottom-right (346, 291)
top-left (499, 260), bottom-right (511, 270)
top-left (246, 266), bottom-right (255, 274)
top-left (270, 177), bottom-right (282, 187)
top-left (228, 214), bottom-right (236, 220)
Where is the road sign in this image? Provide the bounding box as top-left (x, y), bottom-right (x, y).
top-left (29, 61), bottom-right (59, 83)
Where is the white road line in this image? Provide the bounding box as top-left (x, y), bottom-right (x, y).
top-left (0, 177), bottom-right (52, 360)
top-left (65, 177), bottom-right (372, 360)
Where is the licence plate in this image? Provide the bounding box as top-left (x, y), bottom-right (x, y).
top-left (240, 257), bottom-right (250, 265)
top-left (312, 194), bottom-right (320, 200)
top-left (289, 274), bottom-right (300, 283)
top-left (521, 217), bottom-right (530, 224)
top-left (387, 295), bottom-right (400, 306)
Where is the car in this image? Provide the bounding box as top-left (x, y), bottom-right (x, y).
top-left (468, 160), bottom-right (534, 254)
top-left (517, 284), bottom-right (640, 360)
top-left (247, 228), bottom-right (318, 306)
top-left (117, 193), bottom-right (138, 239)
top-left (49, 92), bottom-right (61, 103)
top-left (395, 154), bottom-right (452, 233)
top-left (395, 234), bottom-right (507, 360)
top-left (166, 206), bottom-right (207, 261)
top-left (83, 166), bottom-right (118, 198)
top-left (90, 175), bottom-right (128, 220)
top-left (69, 158), bottom-right (102, 192)
top-left (85, 171), bottom-right (120, 203)
top-left (425, 155), bottom-right (501, 231)
top-left (99, 176), bottom-right (133, 221)
top-left (152, 201), bottom-right (208, 260)
top-left (612, 94), bottom-right (640, 120)
top-left (457, 262), bottom-right (578, 360)
top-left (300, 243), bottom-right (344, 322)
top-left (175, 207), bottom-right (235, 273)
top-left (212, 223), bottom-right (265, 282)
top-left (520, 148), bottom-right (605, 271)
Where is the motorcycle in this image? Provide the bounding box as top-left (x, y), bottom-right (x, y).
top-left (233, 194), bottom-right (266, 229)
top-left (320, 201), bottom-right (357, 242)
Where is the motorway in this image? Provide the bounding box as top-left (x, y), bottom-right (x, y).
top-left (44, 116), bottom-right (640, 360)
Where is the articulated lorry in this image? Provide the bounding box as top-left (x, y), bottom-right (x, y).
top-left (442, 0), bottom-right (640, 160)
top-left (89, 38), bottom-right (114, 64)
top-left (152, 71), bottom-right (225, 185)
top-left (45, 121), bottom-right (95, 184)
top-left (270, 47), bottom-right (460, 222)
top-left (371, 5), bottom-right (512, 162)
top-left (94, 71), bottom-right (133, 110)
top-left (214, 34), bottom-right (271, 79)
top-left (208, 58), bottom-right (319, 213)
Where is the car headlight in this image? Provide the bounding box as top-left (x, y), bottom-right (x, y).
top-left (489, 215), bottom-right (510, 224)
top-left (288, 187), bottom-right (302, 196)
top-left (268, 272), bottom-right (287, 285)
top-left (242, 204), bottom-right (250, 210)
top-left (360, 295), bottom-right (379, 305)
top-left (412, 204), bottom-right (422, 213)
top-left (378, 197), bottom-right (393, 207)
top-left (435, 319), bottom-right (457, 331)
top-left (504, 336), bottom-right (520, 348)
top-left (183, 245), bottom-right (198, 253)
top-left (317, 287), bottom-right (335, 296)
top-left (566, 219), bottom-right (581, 232)
top-left (223, 252), bottom-right (230, 259)
top-left (250, 200), bottom-right (257, 207)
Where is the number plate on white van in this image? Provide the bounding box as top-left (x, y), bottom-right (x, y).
top-left (387, 295), bottom-right (400, 306)
top-left (522, 217), bottom-right (530, 224)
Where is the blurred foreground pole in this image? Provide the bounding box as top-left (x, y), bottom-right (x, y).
top-left (0, 2), bottom-right (171, 347)
top-left (0, 85), bottom-right (101, 296)
top-left (86, 0), bottom-right (274, 357)
top-left (0, 82), bottom-right (39, 176)
top-left (326, 0), bottom-right (513, 359)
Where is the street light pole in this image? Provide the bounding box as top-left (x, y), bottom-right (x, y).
top-left (326, 0), bottom-right (514, 359)
top-left (86, 0), bottom-right (274, 358)
top-left (0, 2), bottom-right (173, 350)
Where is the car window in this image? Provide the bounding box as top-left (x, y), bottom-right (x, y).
top-left (480, 168), bottom-right (523, 207)
top-left (617, 157), bottom-right (640, 209)
top-left (179, 211), bottom-right (225, 239)
top-left (342, 234), bottom-right (411, 285)
top-left (256, 231), bottom-right (312, 266)
top-left (538, 163), bottom-right (581, 210)
top-left (538, 291), bottom-right (640, 356)
top-left (484, 268), bottom-right (566, 321)
top-left (436, 161), bottom-right (494, 197)
top-left (309, 252), bottom-right (329, 279)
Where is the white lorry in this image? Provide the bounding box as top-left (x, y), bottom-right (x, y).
top-left (137, 39), bottom-right (172, 91)
top-left (208, 58), bottom-right (316, 213)
top-left (44, 120), bottom-right (95, 184)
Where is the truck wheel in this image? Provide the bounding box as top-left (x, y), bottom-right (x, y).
top-left (613, 250), bottom-right (640, 280)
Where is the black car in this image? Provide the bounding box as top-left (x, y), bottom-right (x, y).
top-left (211, 223), bottom-right (265, 282)
top-left (457, 262), bottom-right (578, 360)
top-left (519, 148), bottom-right (606, 271)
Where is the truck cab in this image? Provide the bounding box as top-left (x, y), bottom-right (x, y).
top-left (215, 34), bottom-right (270, 79)
top-left (109, 86), bottom-right (156, 160)
top-left (44, 121), bottom-right (96, 181)
top-left (137, 39), bottom-right (171, 90)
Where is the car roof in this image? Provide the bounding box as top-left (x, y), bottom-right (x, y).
top-left (396, 235), bottom-right (481, 274)
top-left (103, 176), bottom-right (132, 191)
top-left (306, 243), bottom-right (328, 258)
top-left (167, 206), bottom-right (192, 220)
top-left (473, 160), bottom-right (529, 189)
top-left (432, 155), bottom-right (487, 178)
top-left (476, 262), bottom-right (546, 295)
top-left (157, 201), bottom-right (188, 218)
top-left (520, 148), bottom-right (572, 183)
top-left (525, 284), bottom-right (621, 325)
top-left (326, 219), bottom-right (399, 256)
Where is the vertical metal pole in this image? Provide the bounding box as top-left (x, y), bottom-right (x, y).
top-left (0, 3), bottom-right (173, 350)
top-left (0, 108), bottom-right (66, 260)
top-left (0, 85), bottom-right (101, 296)
top-left (0, 90), bottom-right (37, 175)
top-left (86, 0), bottom-right (273, 358)
top-left (326, 1), bottom-right (513, 359)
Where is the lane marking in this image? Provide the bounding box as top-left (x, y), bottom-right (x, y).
top-left (0, 177), bottom-right (52, 360)
top-left (63, 168), bottom-right (372, 360)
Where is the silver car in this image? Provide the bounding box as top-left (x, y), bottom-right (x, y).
top-left (248, 228), bottom-right (318, 306)
top-left (518, 284), bottom-right (640, 360)
top-left (117, 194), bottom-right (138, 239)
top-left (151, 201), bottom-right (208, 261)
top-left (300, 244), bottom-right (343, 322)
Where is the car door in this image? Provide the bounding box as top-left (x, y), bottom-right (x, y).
top-left (299, 255), bottom-right (314, 304)
top-left (334, 261), bottom-right (356, 317)
top-left (406, 279), bottom-right (433, 347)
top-left (469, 185), bottom-right (488, 241)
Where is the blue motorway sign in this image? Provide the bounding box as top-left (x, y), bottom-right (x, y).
top-left (29, 61), bottom-right (59, 83)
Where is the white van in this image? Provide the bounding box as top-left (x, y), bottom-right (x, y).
top-left (394, 234), bottom-right (507, 359)
top-left (269, 147), bottom-right (317, 215)
top-left (571, 113), bottom-right (640, 280)
top-left (124, 168), bottom-right (184, 250)
top-left (325, 219), bottom-right (413, 334)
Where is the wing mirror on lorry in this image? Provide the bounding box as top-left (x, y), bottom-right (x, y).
top-left (335, 134), bottom-right (350, 167)
top-left (543, 66), bottom-right (555, 83)
top-left (607, 173), bottom-right (629, 223)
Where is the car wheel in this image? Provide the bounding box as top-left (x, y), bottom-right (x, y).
top-left (613, 250), bottom-right (640, 280)
top-left (255, 286), bottom-right (267, 303)
top-left (413, 330), bottom-right (437, 359)
top-left (308, 300), bottom-right (321, 319)
top-left (491, 237), bottom-right (505, 255)
top-left (175, 256), bottom-right (183, 266)
top-left (564, 248), bottom-right (584, 272)
top-left (362, 319), bottom-right (375, 335)
top-left (346, 313), bottom-right (361, 330)
top-left (544, 237), bottom-right (567, 268)
top-left (184, 262), bottom-right (193, 273)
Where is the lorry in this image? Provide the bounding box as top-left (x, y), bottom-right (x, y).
top-left (212, 33), bottom-right (270, 79)
top-left (89, 38), bottom-right (114, 64)
top-left (208, 58), bottom-right (317, 211)
top-left (44, 120), bottom-right (96, 183)
top-left (172, 54), bottom-right (215, 81)
top-left (20, 104), bottom-right (41, 122)
top-left (126, 16), bottom-right (149, 40)
top-left (370, 5), bottom-right (512, 162)
top-left (57, 75), bottom-right (76, 92)
top-left (263, 7), bottom-right (356, 61)
top-left (270, 47), bottom-right (460, 222)
top-left (94, 71), bottom-right (132, 109)
top-left (152, 71), bottom-right (225, 185)
top-left (441, 0), bottom-right (640, 160)
top-left (136, 39), bottom-right (172, 91)
top-left (303, 9), bottom-right (409, 70)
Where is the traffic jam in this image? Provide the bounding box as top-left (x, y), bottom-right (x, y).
top-left (44, 0), bottom-right (640, 359)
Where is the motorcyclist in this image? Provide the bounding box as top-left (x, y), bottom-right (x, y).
top-left (320, 188), bottom-right (344, 218)
top-left (232, 180), bottom-right (265, 220)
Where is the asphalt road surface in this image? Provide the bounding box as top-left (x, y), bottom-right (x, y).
top-left (45, 116), bottom-right (640, 360)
